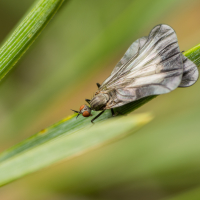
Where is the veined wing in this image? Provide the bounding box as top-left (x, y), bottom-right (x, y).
top-left (109, 54), bottom-right (199, 109)
top-left (100, 24), bottom-right (183, 92)
top-left (99, 24), bottom-right (188, 109)
top-left (179, 54), bottom-right (199, 87)
top-left (99, 36), bottom-right (148, 90)
top-left (110, 36), bottom-right (148, 76)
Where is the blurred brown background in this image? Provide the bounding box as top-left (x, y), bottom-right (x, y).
top-left (0, 0), bottom-right (200, 199)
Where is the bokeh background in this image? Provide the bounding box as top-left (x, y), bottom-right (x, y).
top-left (0, 0), bottom-right (200, 199)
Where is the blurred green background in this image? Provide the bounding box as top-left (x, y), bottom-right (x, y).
top-left (0, 0), bottom-right (200, 199)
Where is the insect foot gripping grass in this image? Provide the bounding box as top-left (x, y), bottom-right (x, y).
top-left (72, 24), bottom-right (199, 123)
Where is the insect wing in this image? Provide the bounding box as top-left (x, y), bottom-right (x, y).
top-left (99, 36), bottom-right (148, 89)
top-left (100, 24), bottom-right (186, 108)
top-left (110, 36), bottom-right (148, 76)
top-left (179, 54), bottom-right (199, 87)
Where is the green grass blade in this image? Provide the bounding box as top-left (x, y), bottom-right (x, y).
top-left (0, 0), bottom-right (64, 80)
top-left (0, 113), bottom-right (152, 186)
top-left (184, 43), bottom-right (200, 67)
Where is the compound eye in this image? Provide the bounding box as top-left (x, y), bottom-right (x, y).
top-left (82, 111), bottom-right (91, 117)
top-left (80, 105), bottom-right (85, 111)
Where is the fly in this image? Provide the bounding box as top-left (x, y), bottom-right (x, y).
top-left (72, 24), bottom-right (199, 123)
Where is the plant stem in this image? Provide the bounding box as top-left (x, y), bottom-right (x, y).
top-left (0, 0), bottom-right (64, 80)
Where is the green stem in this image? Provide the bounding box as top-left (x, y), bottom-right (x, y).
top-left (184, 43), bottom-right (200, 67)
top-left (0, 0), bottom-right (64, 80)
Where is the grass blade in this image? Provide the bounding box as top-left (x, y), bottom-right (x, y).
top-left (0, 113), bottom-right (152, 186)
top-left (0, 0), bottom-right (64, 80)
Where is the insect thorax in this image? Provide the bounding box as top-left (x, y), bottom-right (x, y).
top-left (90, 93), bottom-right (109, 111)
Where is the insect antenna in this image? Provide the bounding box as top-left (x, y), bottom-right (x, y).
top-left (71, 109), bottom-right (81, 119)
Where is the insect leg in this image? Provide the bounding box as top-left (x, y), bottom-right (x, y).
top-left (111, 108), bottom-right (115, 116)
top-left (111, 108), bottom-right (118, 117)
top-left (91, 110), bottom-right (105, 123)
top-left (85, 99), bottom-right (91, 104)
top-left (96, 83), bottom-right (101, 88)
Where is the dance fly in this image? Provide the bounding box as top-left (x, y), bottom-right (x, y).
top-left (72, 24), bottom-right (199, 123)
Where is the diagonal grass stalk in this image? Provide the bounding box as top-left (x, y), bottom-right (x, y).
top-left (0, 0), bottom-right (64, 80)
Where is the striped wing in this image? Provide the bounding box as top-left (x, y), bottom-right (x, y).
top-left (179, 54), bottom-right (199, 87)
top-left (99, 24), bottom-right (198, 108)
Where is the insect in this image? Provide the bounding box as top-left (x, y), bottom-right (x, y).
top-left (72, 24), bottom-right (199, 123)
